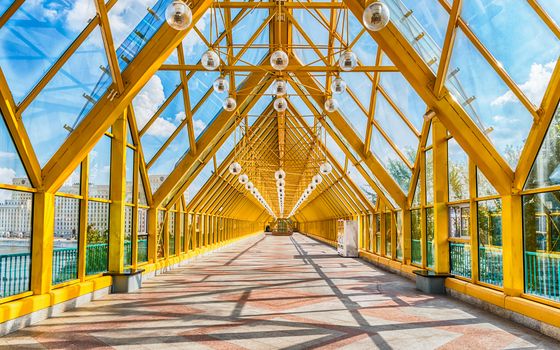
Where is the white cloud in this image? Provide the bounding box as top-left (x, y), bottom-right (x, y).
top-left (0, 167), bottom-right (16, 187)
top-left (65, 0), bottom-right (96, 33)
top-left (492, 61), bottom-right (555, 106)
top-left (193, 119), bottom-right (207, 136)
top-left (134, 75), bottom-right (166, 128)
top-left (0, 151), bottom-right (16, 160)
top-left (107, 0), bottom-right (155, 47)
top-left (134, 75), bottom-right (182, 138)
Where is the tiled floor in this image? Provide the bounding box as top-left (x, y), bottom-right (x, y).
top-left (2, 233), bottom-right (558, 349)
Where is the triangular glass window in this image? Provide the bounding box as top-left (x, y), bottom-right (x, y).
top-left (0, 112), bottom-right (31, 188)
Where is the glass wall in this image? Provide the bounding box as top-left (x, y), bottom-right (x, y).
top-left (477, 199), bottom-right (503, 286)
top-left (396, 212), bottom-right (403, 260)
top-left (448, 204), bottom-right (471, 278)
top-left (426, 208), bottom-right (434, 269)
top-left (53, 196), bottom-right (80, 285)
top-left (385, 212), bottom-right (391, 257)
top-left (169, 210), bottom-right (176, 256)
top-left (0, 189), bottom-right (32, 298)
top-left (411, 209), bottom-right (422, 265)
top-left (86, 135), bottom-right (111, 275)
top-left (375, 214), bottom-right (381, 254)
top-left (523, 191), bottom-right (560, 301)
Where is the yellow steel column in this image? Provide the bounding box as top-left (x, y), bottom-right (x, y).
top-left (108, 114), bottom-right (127, 273)
top-left (31, 192), bottom-right (55, 294)
top-left (432, 118), bottom-right (450, 273)
top-left (502, 194), bottom-right (524, 296)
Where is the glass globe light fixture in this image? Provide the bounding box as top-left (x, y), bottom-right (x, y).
top-left (305, 188), bottom-right (311, 196)
top-left (270, 50), bottom-right (289, 71)
top-left (332, 77), bottom-right (347, 95)
top-left (274, 169), bottom-right (286, 180)
top-left (339, 50), bottom-right (358, 72)
top-left (324, 97), bottom-right (339, 113)
top-left (251, 188), bottom-right (258, 195)
top-left (363, 1), bottom-right (390, 31)
top-left (320, 162), bottom-right (333, 175)
top-left (228, 162), bottom-right (241, 175)
top-left (309, 183), bottom-right (316, 190)
top-left (245, 181), bottom-right (254, 191)
top-left (165, 1), bottom-right (192, 30)
top-left (273, 79), bottom-right (287, 96)
top-left (223, 96), bottom-right (237, 112)
top-left (312, 174), bottom-right (322, 185)
top-left (276, 179), bottom-right (285, 187)
top-left (213, 76), bottom-right (229, 94)
top-left (274, 97), bottom-right (287, 112)
top-left (238, 174), bottom-right (249, 184)
top-left (201, 49), bottom-right (220, 70)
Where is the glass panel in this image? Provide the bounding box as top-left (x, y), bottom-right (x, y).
top-left (342, 73), bottom-right (372, 112)
top-left (425, 149), bottom-right (433, 205)
top-left (462, 0), bottom-right (560, 106)
top-left (384, 0), bottom-right (448, 72)
top-left (124, 206), bottom-right (132, 267)
top-left (539, 1), bottom-right (560, 27)
top-left (0, 188), bottom-right (32, 297)
top-left (411, 209), bottom-right (422, 265)
top-left (445, 29), bottom-right (531, 168)
top-left (169, 211), bottom-right (176, 256)
top-left (157, 210), bottom-right (165, 259)
top-left (412, 177), bottom-right (421, 207)
top-left (426, 207), bottom-right (434, 269)
top-left (374, 92), bottom-right (418, 162)
top-left (449, 204), bottom-right (472, 278)
top-left (89, 136), bottom-right (111, 200)
top-left (525, 105), bottom-right (560, 190)
top-left (379, 72), bottom-right (425, 131)
top-left (141, 90), bottom-right (185, 162)
top-left (215, 133), bottom-right (236, 169)
top-left (337, 92), bottom-right (367, 140)
top-left (86, 200), bottom-right (109, 275)
top-left (193, 93), bottom-right (227, 140)
top-left (396, 212), bottom-right (403, 260)
top-left (347, 163), bottom-right (377, 205)
top-left (111, 0), bottom-right (169, 72)
top-left (371, 128), bottom-right (411, 192)
top-left (139, 172), bottom-right (148, 205)
top-left (523, 191), bottom-right (560, 302)
top-left (180, 213), bottom-right (185, 253)
top-left (126, 147), bottom-right (134, 203)
top-left (147, 126), bottom-right (190, 178)
top-left (477, 168), bottom-right (498, 197)
top-left (0, 0), bottom-right (96, 103)
top-left (0, 112), bottom-right (31, 187)
top-left (138, 208), bottom-right (148, 263)
top-left (22, 27), bottom-right (112, 166)
top-left (448, 138), bottom-right (469, 201)
top-left (0, 1), bottom-right (15, 18)
top-left (185, 162), bottom-right (214, 205)
top-left (58, 164), bottom-right (81, 195)
top-left (477, 199), bottom-right (503, 286)
top-left (133, 71), bottom-right (181, 131)
top-left (232, 9), bottom-right (269, 66)
top-left (375, 214), bottom-right (381, 254)
top-left (385, 212), bottom-right (391, 257)
top-left (53, 196), bottom-right (79, 285)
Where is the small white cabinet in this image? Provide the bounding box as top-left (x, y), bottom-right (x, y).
top-left (337, 220), bottom-right (359, 257)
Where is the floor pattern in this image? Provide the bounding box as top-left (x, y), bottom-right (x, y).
top-left (1, 233), bottom-right (558, 349)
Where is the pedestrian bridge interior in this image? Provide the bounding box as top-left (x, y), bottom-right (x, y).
top-left (0, 0), bottom-right (559, 347)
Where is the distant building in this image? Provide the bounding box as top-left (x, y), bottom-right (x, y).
top-left (0, 176), bottom-right (162, 238)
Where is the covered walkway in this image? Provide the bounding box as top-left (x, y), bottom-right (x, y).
top-left (2, 233), bottom-right (556, 349)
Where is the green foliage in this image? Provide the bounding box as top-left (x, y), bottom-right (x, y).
top-left (86, 224), bottom-right (108, 244)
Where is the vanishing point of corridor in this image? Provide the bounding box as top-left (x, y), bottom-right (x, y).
top-left (2, 233), bottom-right (556, 349)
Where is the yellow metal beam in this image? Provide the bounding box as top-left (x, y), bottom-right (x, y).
top-left (42, 0), bottom-right (214, 193)
top-left (153, 73), bottom-right (272, 208)
top-left (343, 0), bottom-right (513, 195)
top-left (0, 68), bottom-right (42, 188)
top-left (94, 0), bottom-right (124, 93)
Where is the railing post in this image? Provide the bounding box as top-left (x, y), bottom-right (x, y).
top-left (432, 117), bottom-right (450, 273)
top-left (31, 191), bottom-right (55, 295)
top-left (502, 194), bottom-right (524, 296)
top-left (108, 112), bottom-right (127, 273)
